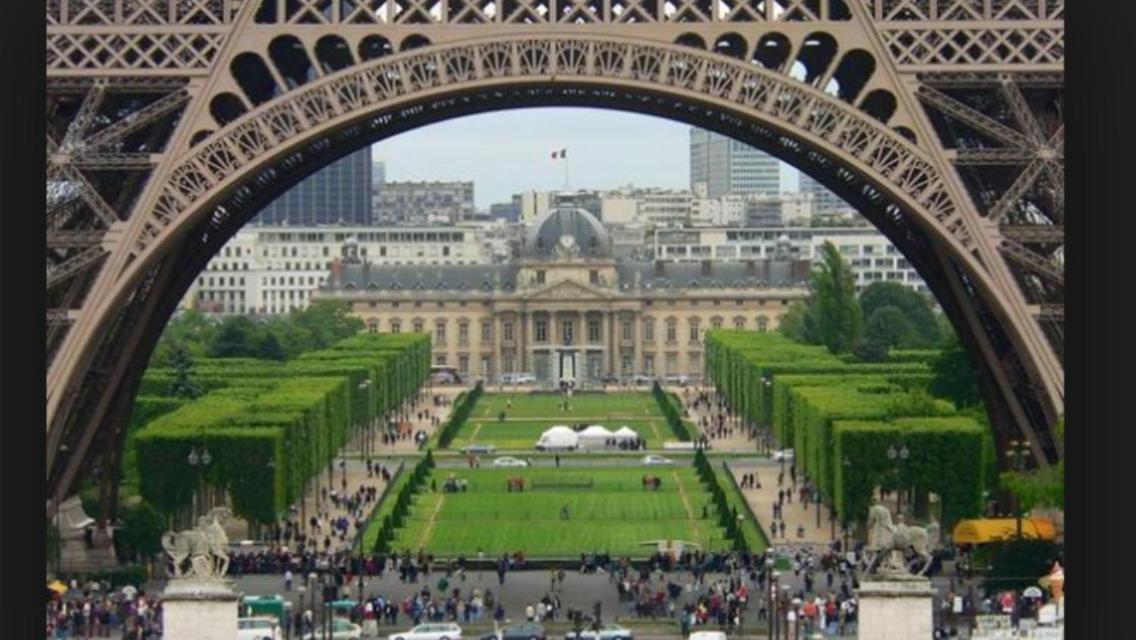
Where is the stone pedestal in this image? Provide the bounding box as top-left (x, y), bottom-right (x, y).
top-left (162, 579), bottom-right (240, 640)
top-left (856, 577), bottom-right (936, 640)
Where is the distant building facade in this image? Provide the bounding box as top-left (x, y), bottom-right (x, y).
top-left (183, 226), bottom-right (491, 315)
top-left (315, 207), bottom-right (809, 385)
top-left (254, 147), bottom-right (373, 226)
top-left (375, 181), bottom-right (475, 225)
top-left (690, 128), bottom-right (781, 198)
top-left (652, 227), bottom-right (927, 294)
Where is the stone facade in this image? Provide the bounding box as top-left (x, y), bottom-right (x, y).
top-left (315, 207), bottom-right (809, 385)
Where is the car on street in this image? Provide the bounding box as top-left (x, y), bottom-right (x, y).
top-left (662, 374), bottom-right (691, 387)
top-left (630, 374), bottom-right (655, 386)
top-left (480, 622), bottom-right (547, 640)
top-left (492, 456), bottom-right (531, 468)
top-left (598, 373), bottom-right (620, 384)
top-left (563, 623), bottom-right (633, 640)
top-left (641, 454), bottom-right (674, 466)
top-left (688, 633), bottom-right (727, 640)
top-left (237, 617), bottom-right (281, 640)
top-left (501, 373), bottom-right (537, 385)
top-left (389, 622), bottom-right (463, 640)
top-left (461, 444), bottom-right (497, 454)
top-left (772, 449), bottom-right (795, 462)
top-left (304, 618), bottom-right (362, 640)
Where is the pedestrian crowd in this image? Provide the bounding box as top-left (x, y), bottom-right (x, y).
top-left (46, 587), bottom-right (162, 640)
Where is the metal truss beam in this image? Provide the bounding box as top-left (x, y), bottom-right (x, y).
top-left (1000, 239), bottom-right (1064, 286)
top-left (918, 71), bottom-right (1065, 89)
top-left (70, 153), bottom-right (156, 170)
top-left (953, 148), bottom-right (1039, 165)
top-left (83, 90), bottom-right (190, 151)
top-left (58, 165), bottom-right (121, 228)
top-left (1000, 225), bottom-right (1064, 244)
top-left (47, 246), bottom-right (108, 290)
top-left (988, 160), bottom-right (1047, 223)
top-left (59, 83), bottom-right (105, 152)
top-left (1036, 304), bottom-right (1064, 320)
top-left (48, 230), bottom-right (105, 248)
top-left (48, 309), bottom-right (79, 326)
top-left (917, 85), bottom-right (1031, 148)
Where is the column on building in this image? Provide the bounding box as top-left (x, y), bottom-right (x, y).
top-left (631, 309), bottom-right (641, 379)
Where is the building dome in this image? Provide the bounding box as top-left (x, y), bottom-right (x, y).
top-left (524, 206), bottom-right (610, 259)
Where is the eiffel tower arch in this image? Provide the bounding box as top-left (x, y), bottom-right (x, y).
top-left (45, 0), bottom-right (1064, 515)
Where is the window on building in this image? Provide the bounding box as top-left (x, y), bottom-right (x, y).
top-left (413, 319), bottom-right (424, 333)
top-left (621, 354), bottom-right (633, 375)
top-left (367, 320), bottom-right (378, 334)
top-left (504, 356), bottom-right (515, 374)
top-left (643, 354), bottom-right (655, 374)
top-left (535, 319), bottom-right (548, 343)
top-left (536, 270), bottom-right (546, 285)
top-left (436, 321), bottom-right (448, 344)
top-left (391, 320), bottom-right (401, 334)
top-left (622, 320), bottom-right (633, 341)
top-left (757, 316), bottom-right (769, 332)
top-left (711, 317), bottom-right (723, 330)
top-left (435, 354), bottom-right (447, 366)
top-left (689, 319), bottom-right (700, 343)
top-left (503, 321), bottom-right (514, 342)
top-left (458, 321), bottom-right (469, 345)
top-left (561, 320), bottom-right (574, 345)
top-left (643, 319), bottom-right (655, 341)
top-left (480, 322), bottom-right (492, 343)
top-left (458, 354), bottom-right (469, 374)
top-left (480, 356), bottom-right (492, 377)
top-left (665, 352), bottom-right (678, 374)
top-left (689, 352), bottom-right (701, 372)
top-left (666, 319), bottom-right (677, 343)
top-left (589, 270), bottom-right (599, 285)
top-left (588, 319), bottom-right (601, 343)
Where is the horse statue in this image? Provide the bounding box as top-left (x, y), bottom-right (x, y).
top-left (865, 503), bottom-right (940, 577)
top-left (162, 507), bottom-right (231, 579)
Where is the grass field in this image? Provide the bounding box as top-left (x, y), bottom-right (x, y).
top-left (386, 467), bottom-right (753, 557)
top-left (444, 392), bottom-right (668, 451)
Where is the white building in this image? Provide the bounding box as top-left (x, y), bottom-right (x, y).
top-left (651, 227), bottom-right (928, 294)
top-left (183, 225), bottom-right (492, 315)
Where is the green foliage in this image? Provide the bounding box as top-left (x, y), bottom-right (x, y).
top-left (980, 539), bottom-right (1063, 596)
top-left (851, 339), bottom-right (889, 363)
top-left (1000, 412), bottom-right (1063, 510)
top-left (930, 333), bottom-right (982, 409)
top-left (777, 301), bottom-right (814, 344)
top-left (114, 501), bottom-right (168, 560)
top-left (654, 384), bottom-right (695, 441)
top-left (435, 384), bottom-right (482, 449)
top-left (809, 241), bottom-right (862, 354)
top-left (257, 333), bottom-right (286, 361)
top-left (858, 281), bottom-right (941, 348)
top-left (863, 305), bottom-right (915, 352)
top-left (168, 342), bottom-right (201, 399)
top-left (207, 315), bottom-right (262, 358)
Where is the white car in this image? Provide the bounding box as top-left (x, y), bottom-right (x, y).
top-left (237, 617), bottom-right (281, 640)
top-left (563, 623), bottom-right (633, 640)
top-left (389, 622), bottom-right (463, 640)
top-left (641, 455), bottom-right (674, 466)
top-left (663, 374), bottom-right (691, 387)
top-left (772, 449), bottom-right (795, 462)
top-left (492, 456), bottom-right (531, 468)
top-left (688, 633), bottom-right (727, 640)
top-left (305, 618), bottom-right (362, 640)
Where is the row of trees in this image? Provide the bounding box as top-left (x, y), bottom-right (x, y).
top-left (778, 242), bottom-right (945, 361)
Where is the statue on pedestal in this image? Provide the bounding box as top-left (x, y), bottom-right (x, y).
top-left (161, 507), bottom-right (231, 580)
top-left (865, 503), bottom-right (940, 577)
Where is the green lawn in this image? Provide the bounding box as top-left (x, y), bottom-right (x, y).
top-left (385, 467), bottom-right (760, 557)
top-left (443, 392), bottom-right (668, 451)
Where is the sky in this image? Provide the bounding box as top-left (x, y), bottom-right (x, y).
top-left (370, 107), bottom-right (799, 209)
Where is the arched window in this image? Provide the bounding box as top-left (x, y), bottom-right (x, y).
top-left (733, 316), bottom-right (746, 330)
top-left (756, 316), bottom-right (769, 332)
top-left (711, 316), bottom-right (724, 330)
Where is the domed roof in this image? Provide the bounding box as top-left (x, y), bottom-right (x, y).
top-left (524, 206), bottom-right (610, 259)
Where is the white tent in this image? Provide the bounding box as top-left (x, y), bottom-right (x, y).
top-left (536, 425), bottom-right (579, 451)
top-left (613, 426), bottom-right (639, 441)
top-left (577, 425), bottom-right (614, 449)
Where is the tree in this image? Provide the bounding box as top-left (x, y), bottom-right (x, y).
top-left (980, 539), bottom-right (1062, 596)
top-left (929, 334), bottom-right (982, 409)
top-left (859, 281), bottom-right (941, 347)
top-left (1001, 415), bottom-right (1064, 511)
top-left (168, 342), bottom-right (201, 399)
top-left (257, 332), bottom-right (286, 361)
top-left (777, 301), bottom-right (816, 344)
top-left (114, 502), bottom-right (169, 563)
top-left (809, 241), bottom-right (861, 354)
top-left (207, 315), bottom-right (261, 358)
top-left (863, 305), bottom-right (916, 351)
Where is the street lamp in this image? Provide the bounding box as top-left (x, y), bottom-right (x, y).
top-left (1005, 439), bottom-right (1031, 539)
top-left (358, 379), bottom-right (372, 458)
top-left (814, 489), bottom-right (822, 529)
top-left (842, 457), bottom-right (853, 550)
top-left (886, 443), bottom-right (910, 515)
top-left (187, 445), bottom-right (212, 519)
top-left (762, 378), bottom-right (773, 453)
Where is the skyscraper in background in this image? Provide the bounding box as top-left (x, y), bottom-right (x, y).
top-left (254, 146), bottom-right (373, 226)
top-left (798, 171), bottom-right (851, 216)
top-left (689, 128), bottom-right (781, 198)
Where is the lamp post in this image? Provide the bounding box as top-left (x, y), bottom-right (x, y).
top-left (764, 558), bottom-right (775, 639)
top-left (297, 585), bottom-right (307, 638)
top-left (187, 445), bottom-right (212, 521)
top-left (814, 489), bottom-right (822, 529)
top-left (763, 378), bottom-right (773, 454)
top-left (358, 379), bottom-right (372, 458)
top-left (1005, 439), bottom-right (1031, 539)
top-left (886, 443), bottom-right (910, 515)
top-left (842, 456), bottom-right (853, 550)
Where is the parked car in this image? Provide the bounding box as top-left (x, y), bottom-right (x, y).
top-left (502, 373), bottom-right (537, 385)
top-left (480, 622), bottom-right (546, 640)
top-left (461, 444), bottom-right (497, 454)
top-left (237, 617), bottom-right (281, 640)
top-left (772, 449), bottom-right (795, 462)
top-left (563, 623), bottom-right (632, 640)
top-left (304, 618), bottom-right (363, 639)
top-left (598, 373), bottom-right (620, 384)
top-left (641, 454), bottom-right (674, 466)
top-left (662, 374), bottom-right (691, 387)
top-left (630, 374), bottom-right (655, 386)
top-left (688, 632), bottom-right (727, 640)
top-left (389, 622), bottom-right (463, 640)
top-left (492, 456), bottom-right (530, 468)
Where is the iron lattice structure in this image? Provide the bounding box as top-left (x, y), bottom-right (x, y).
top-left (45, 0), bottom-right (1063, 517)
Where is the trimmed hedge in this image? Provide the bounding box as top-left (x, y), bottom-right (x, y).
top-left (653, 383), bottom-right (696, 442)
top-left (132, 333), bottom-right (431, 524)
top-left (434, 383), bottom-right (483, 449)
top-left (369, 451), bottom-right (436, 552)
